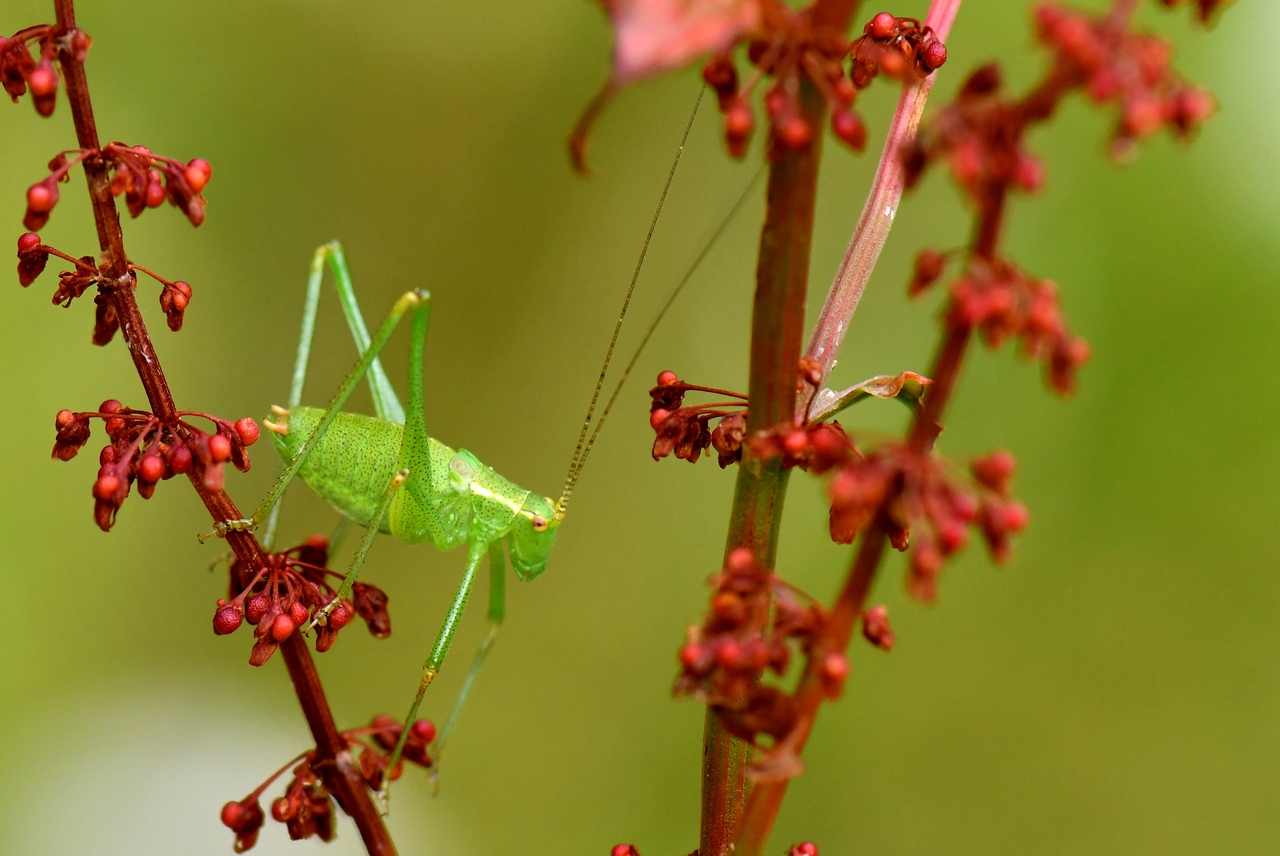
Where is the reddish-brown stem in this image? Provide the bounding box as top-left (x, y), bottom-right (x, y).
top-left (49, 2), bottom-right (395, 852)
top-left (702, 73), bottom-right (832, 856)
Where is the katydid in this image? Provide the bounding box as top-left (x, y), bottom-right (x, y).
top-left (205, 95), bottom-right (718, 790)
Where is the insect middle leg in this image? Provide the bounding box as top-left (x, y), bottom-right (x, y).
top-left (432, 540), bottom-right (507, 766)
top-left (383, 537), bottom-right (498, 787)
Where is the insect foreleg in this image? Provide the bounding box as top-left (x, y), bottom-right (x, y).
top-left (383, 538), bottom-right (489, 790)
top-left (310, 467), bottom-right (410, 628)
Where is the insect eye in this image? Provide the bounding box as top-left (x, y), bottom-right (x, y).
top-left (531, 515), bottom-right (548, 533)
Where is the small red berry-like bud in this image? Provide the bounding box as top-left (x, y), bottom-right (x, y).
top-left (145, 170), bottom-right (165, 208)
top-left (270, 796), bottom-right (292, 822)
top-left (18, 232), bottom-right (42, 253)
top-left (656, 370), bottom-right (678, 386)
top-left (679, 642), bottom-right (704, 669)
top-left (328, 602), bottom-right (354, 630)
top-left (411, 719), bottom-right (437, 743)
top-left (879, 49), bottom-right (907, 78)
top-left (1122, 95), bottom-right (1164, 138)
top-left (612, 845), bottom-right (638, 856)
top-left (909, 248), bottom-right (948, 297)
top-left (777, 114), bottom-right (813, 150)
top-left (831, 109), bottom-right (867, 151)
top-left (861, 604), bottom-right (896, 651)
top-left (783, 429), bottom-right (809, 455)
top-left (711, 591), bottom-right (742, 621)
top-left (649, 408), bottom-right (671, 430)
top-left (1014, 153), bottom-right (1045, 193)
top-left (245, 593), bottom-right (270, 625)
top-left (184, 158), bottom-right (212, 193)
top-left (170, 443), bottom-right (192, 474)
top-left (832, 76), bottom-right (855, 105)
top-left (233, 417), bottom-right (259, 446)
top-left (93, 474), bottom-right (120, 501)
top-left (28, 60), bottom-right (57, 97)
top-left (724, 97), bottom-right (755, 159)
top-left (919, 40), bottom-right (948, 71)
top-left (725, 547), bottom-right (755, 573)
top-left (208, 432), bottom-right (232, 462)
top-left (797, 843), bottom-right (819, 856)
top-left (715, 639), bottom-right (744, 668)
top-left (26, 180), bottom-right (58, 213)
top-left (971, 450), bottom-right (1016, 495)
top-left (289, 600), bottom-right (310, 627)
top-left (937, 518), bottom-right (968, 554)
top-left (820, 651), bottom-right (849, 697)
top-left (56, 408), bottom-right (75, 428)
top-left (139, 454), bottom-right (164, 483)
top-left (912, 540), bottom-right (943, 577)
top-left (185, 196), bottom-right (206, 227)
top-left (995, 500), bottom-right (1029, 533)
top-left (220, 801), bottom-right (246, 830)
top-left (869, 12), bottom-right (897, 39)
top-left (271, 612), bottom-right (296, 641)
top-left (70, 29), bottom-right (92, 60)
top-left (213, 604), bottom-right (243, 635)
top-left (701, 57), bottom-right (738, 96)
top-left (99, 399), bottom-right (123, 415)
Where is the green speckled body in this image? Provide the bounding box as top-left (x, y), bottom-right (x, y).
top-left (271, 406), bottom-right (559, 579)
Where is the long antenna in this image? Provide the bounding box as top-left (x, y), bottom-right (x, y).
top-left (557, 87), bottom-right (704, 517)
top-left (568, 164), bottom-right (765, 489)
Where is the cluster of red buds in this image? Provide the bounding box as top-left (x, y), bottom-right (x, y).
top-left (905, 2), bottom-right (1215, 197)
top-left (51, 400), bottom-right (258, 531)
top-left (827, 445), bottom-right (1028, 601)
top-left (221, 715), bottom-right (434, 851)
top-left (18, 234), bottom-right (195, 340)
top-left (911, 249), bottom-right (1090, 394)
top-left (903, 63), bottom-right (1047, 200)
top-left (749, 420), bottom-right (857, 473)
top-left (21, 142), bottom-right (210, 231)
top-left (649, 370), bottom-right (748, 467)
top-left (675, 548), bottom-right (840, 748)
top-left (213, 534), bottom-right (391, 666)
top-left (1034, 2), bottom-right (1215, 156)
top-left (1, 24), bottom-right (90, 117)
top-left (701, 10), bottom-right (946, 159)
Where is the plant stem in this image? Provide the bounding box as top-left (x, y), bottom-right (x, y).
top-left (50, 2), bottom-right (395, 852)
top-left (800, 0), bottom-right (964, 418)
top-left (701, 73), bottom-right (828, 856)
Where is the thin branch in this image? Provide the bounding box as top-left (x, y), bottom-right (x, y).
top-left (49, 2), bottom-right (396, 852)
top-left (798, 0), bottom-right (964, 420)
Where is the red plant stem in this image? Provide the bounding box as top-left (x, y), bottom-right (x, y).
top-left (49, 2), bottom-right (395, 852)
top-left (702, 74), bottom-right (833, 856)
top-left (800, 0), bottom-right (963, 418)
top-left (732, 187), bottom-right (1005, 856)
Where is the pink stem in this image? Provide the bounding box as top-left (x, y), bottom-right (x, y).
top-left (798, 0), bottom-right (963, 419)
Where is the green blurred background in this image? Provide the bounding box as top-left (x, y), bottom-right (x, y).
top-left (0, 1), bottom-right (1273, 853)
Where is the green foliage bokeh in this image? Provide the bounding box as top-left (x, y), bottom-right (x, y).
top-left (0, 1), bottom-right (1275, 853)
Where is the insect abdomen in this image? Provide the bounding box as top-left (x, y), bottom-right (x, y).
top-left (273, 407), bottom-right (405, 531)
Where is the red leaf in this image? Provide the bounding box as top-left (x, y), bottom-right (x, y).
top-left (605, 0), bottom-right (761, 84)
